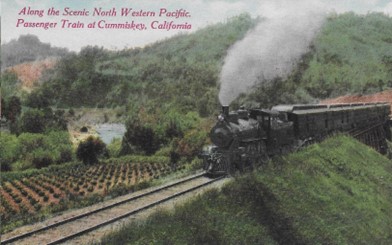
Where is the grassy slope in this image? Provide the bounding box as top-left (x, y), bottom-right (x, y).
top-left (259, 136), bottom-right (392, 244)
top-left (100, 135), bottom-right (392, 244)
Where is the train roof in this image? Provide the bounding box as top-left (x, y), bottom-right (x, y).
top-left (249, 108), bottom-right (279, 116)
top-left (272, 102), bottom-right (390, 115)
top-left (272, 104), bottom-right (327, 112)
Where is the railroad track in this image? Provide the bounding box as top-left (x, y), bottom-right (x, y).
top-left (1, 172), bottom-right (225, 245)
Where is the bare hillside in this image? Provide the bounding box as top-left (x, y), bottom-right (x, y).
top-left (322, 90), bottom-right (392, 115)
top-left (7, 58), bottom-right (57, 91)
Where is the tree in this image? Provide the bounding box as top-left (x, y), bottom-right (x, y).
top-left (0, 133), bottom-right (19, 171)
top-left (6, 96), bottom-right (21, 123)
top-left (25, 90), bottom-right (50, 108)
top-left (1, 98), bottom-right (6, 119)
top-left (18, 108), bottom-right (67, 134)
top-left (121, 120), bottom-right (161, 156)
top-left (19, 109), bottom-right (46, 133)
top-left (0, 71), bottom-right (19, 100)
top-left (76, 136), bottom-right (107, 165)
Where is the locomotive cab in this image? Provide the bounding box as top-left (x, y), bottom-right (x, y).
top-left (250, 109), bottom-right (295, 155)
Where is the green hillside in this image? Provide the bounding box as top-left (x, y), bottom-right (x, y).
top-left (302, 12), bottom-right (392, 98)
top-left (99, 135), bottom-right (392, 244)
top-left (12, 12), bottom-right (392, 113)
top-left (34, 13), bottom-right (255, 116)
top-left (236, 12), bottom-right (392, 108)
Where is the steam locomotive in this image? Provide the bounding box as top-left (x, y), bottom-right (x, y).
top-left (202, 103), bottom-right (391, 176)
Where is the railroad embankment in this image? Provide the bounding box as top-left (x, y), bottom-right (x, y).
top-left (100, 135), bottom-right (392, 244)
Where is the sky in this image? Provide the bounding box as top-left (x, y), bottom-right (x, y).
top-left (1, 0), bottom-right (392, 52)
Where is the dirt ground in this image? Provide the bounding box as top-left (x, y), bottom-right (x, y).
top-left (321, 89), bottom-right (392, 115)
top-left (7, 58), bottom-right (57, 92)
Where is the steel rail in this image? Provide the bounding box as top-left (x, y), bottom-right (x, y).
top-left (47, 175), bottom-right (225, 245)
top-left (1, 172), bottom-right (207, 244)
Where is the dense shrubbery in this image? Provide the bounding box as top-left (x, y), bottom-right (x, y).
top-left (121, 119), bottom-right (161, 155)
top-left (17, 107), bottom-right (67, 134)
top-left (120, 108), bottom-right (210, 161)
top-left (107, 138), bottom-right (122, 158)
top-left (1, 93), bottom-right (71, 171)
top-left (36, 46), bottom-right (117, 107)
top-left (76, 136), bottom-right (107, 165)
top-left (302, 12), bottom-right (392, 97)
top-left (1, 96), bottom-right (22, 122)
top-left (2, 92), bottom-right (68, 135)
top-left (0, 71), bottom-right (20, 100)
top-left (0, 131), bottom-right (73, 171)
top-left (0, 133), bottom-right (19, 171)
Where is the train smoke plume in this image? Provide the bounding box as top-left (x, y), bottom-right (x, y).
top-left (218, 0), bottom-right (326, 105)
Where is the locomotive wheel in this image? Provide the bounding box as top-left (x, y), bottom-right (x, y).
top-left (215, 156), bottom-right (230, 174)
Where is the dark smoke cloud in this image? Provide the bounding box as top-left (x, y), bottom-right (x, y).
top-left (218, 0), bottom-right (326, 105)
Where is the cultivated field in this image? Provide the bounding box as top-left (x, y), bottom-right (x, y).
top-left (0, 157), bottom-right (185, 233)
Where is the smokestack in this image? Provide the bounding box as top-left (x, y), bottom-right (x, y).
top-left (222, 105), bottom-right (229, 118)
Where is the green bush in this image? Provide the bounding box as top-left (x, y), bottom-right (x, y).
top-left (77, 136), bottom-right (107, 165)
top-left (45, 131), bottom-right (73, 163)
top-left (1, 131), bottom-right (73, 171)
top-left (0, 72), bottom-right (20, 101)
top-left (19, 109), bottom-right (46, 133)
top-left (107, 138), bottom-right (122, 158)
top-left (121, 119), bottom-right (162, 156)
top-left (176, 128), bottom-right (208, 159)
top-left (0, 133), bottom-right (20, 171)
top-left (30, 149), bottom-right (53, 169)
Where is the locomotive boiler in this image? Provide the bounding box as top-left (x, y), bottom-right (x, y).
top-left (203, 103), bottom-right (391, 176)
